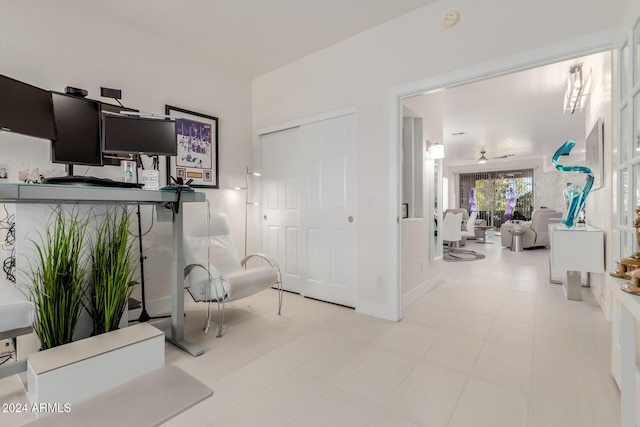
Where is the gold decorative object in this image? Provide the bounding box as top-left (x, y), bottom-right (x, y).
top-left (622, 268), bottom-right (640, 295)
top-left (612, 205), bottom-right (640, 281)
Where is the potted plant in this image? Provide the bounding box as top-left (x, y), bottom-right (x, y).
top-left (29, 208), bottom-right (88, 350)
top-left (87, 207), bottom-right (136, 335)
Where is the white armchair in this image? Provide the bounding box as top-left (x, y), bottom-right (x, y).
top-left (183, 212), bottom-right (282, 337)
top-left (500, 208), bottom-right (562, 248)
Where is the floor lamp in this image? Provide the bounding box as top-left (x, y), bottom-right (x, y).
top-left (239, 167), bottom-right (261, 258)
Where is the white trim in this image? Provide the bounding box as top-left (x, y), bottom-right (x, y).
top-left (389, 29), bottom-right (618, 321)
top-left (388, 92), bottom-right (403, 322)
top-left (257, 105), bottom-right (356, 136)
top-left (355, 299), bottom-right (398, 322)
top-left (402, 275), bottom-right (444, 307)
top-left (447, 160), bottom-right (541, 176)
top-left (392, 29), bottom-right (618, 98)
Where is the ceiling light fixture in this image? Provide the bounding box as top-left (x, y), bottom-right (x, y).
top-left (478, 149), bottom-right (488, 164)
top-left (564, 63), bottom-right (591, 114)
top-left (426, 141), bottom-right (445, 159)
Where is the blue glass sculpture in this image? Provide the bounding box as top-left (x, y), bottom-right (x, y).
top-left (552, 140), bottom-right (594, 228)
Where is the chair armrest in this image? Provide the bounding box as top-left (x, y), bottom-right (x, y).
top-left (184, 263), bottom-right (225, 301)
top-left (241, 253), bottom-right (282, 289)
top-left (184, 263), bottom-right (222, 279)
top-left (241, 253), bottom-right (279, 269)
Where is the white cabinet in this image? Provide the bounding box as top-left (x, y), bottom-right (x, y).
top-left (606, 275), bottom-right (640, 427)
top-left (549, 224), bottom-right (605, 300)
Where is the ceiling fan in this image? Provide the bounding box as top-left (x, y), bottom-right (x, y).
top-left (477, 149), bottom-right (515, 163)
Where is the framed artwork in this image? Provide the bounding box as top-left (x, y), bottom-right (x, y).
top-left (165, 105), bottom-right (219, 188)
top-left (585, 117), bottom-right (604, 191)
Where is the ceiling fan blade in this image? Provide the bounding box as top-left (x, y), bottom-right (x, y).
top-left (489, 154), bottom-right (515, 159)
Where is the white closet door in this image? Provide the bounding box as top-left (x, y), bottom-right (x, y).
top-left (260, 126), bottom-right (302, 294)
top-left (299, 114), bottom-right (356, 306)
top-left (260, 113), bottom-right (356, 307)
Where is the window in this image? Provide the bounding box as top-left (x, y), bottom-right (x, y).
top-left (458, 169), bottom-right (534, 230)
top-left (618, 23), bottom-right (640, 256)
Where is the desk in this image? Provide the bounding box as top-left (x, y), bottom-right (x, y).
top-left (0, 182), bottom-right (206, 356)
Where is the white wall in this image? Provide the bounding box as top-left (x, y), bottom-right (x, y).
top-left (0, 1), bottom-right (252, 307)
top-left (401, 94), bottom-right (444, 305)
top-left (584, 51), bottom-right (615, 314)
top-left (253, 0), bottom-right (629, 320)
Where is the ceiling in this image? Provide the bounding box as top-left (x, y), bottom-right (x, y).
top-left (83, 0), bottom-right (438, 78)
top-left (403, 51), bottom-right (611, 167)
top-left (81, 1), bottom-right (610, 167)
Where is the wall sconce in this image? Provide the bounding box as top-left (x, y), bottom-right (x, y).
top-left (426, 141), bottom-right (445, 159)
top-left (564, 63), bottom-right (591, 114)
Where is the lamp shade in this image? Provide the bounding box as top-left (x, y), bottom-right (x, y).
top-left (429, 144), bottom-right (444, 159)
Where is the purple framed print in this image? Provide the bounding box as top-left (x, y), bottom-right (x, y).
top-left (165, 105), bottom-right (219, 188)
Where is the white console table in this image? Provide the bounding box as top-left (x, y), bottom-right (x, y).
top-left (606, 275), bottom-right (640, 427)
top-left (548, 224), bottom-right (604, 300)
top-left (0, 182), bottom-right (206, 356)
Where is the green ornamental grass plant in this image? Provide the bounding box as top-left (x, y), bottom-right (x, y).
top-left (88, 208), bottom-right (136, 335)
top-left (30, 208), bottom-right (88, 350)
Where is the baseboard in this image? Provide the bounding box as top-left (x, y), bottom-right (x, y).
top-left (355, 300), bottom-right (400, 322)
top-left (402, 274), bottom-right (443, 307)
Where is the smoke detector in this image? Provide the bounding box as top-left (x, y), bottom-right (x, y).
top-left (443, 11), bottom-right (460, 29)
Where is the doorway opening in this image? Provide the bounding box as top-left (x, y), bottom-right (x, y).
top-left (393, 44), bottom-right (614, 319)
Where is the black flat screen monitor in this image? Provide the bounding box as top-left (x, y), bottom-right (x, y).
top-left (51, 92), bottom-right (103, 166)
top-left (0, 74), bottom-right (56, 140)
top-left (102, 115), bottom-right (177, 156)
top-left (100, 102), bottom-right (138, 165)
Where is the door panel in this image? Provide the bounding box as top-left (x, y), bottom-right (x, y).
top-left (260, 127), bottom-right (301, 293)
top-left (299, 114), bottom-right (356, 306)
top-left (260, 114), bottom-right (356, 307)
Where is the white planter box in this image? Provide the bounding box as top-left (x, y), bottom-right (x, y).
top-left (27, 323), bottom-right (164, 412)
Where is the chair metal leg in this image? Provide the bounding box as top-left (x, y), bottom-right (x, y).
top-left (216, 299), bottom-right (225, 338)
top-left (275, 266), bottom-right (283, 315)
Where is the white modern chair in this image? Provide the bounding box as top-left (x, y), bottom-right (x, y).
top-left (441, 212), bottom-right (463, 251)
top-left (183, 212), bottom-right (283, 337)
top-left (461, 211), bottom-right (478, 240)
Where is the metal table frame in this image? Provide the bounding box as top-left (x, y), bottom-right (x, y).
top-left (0, 182), bottom-right (206, 357)
top-left (475, 225), bottom-right (494, 244)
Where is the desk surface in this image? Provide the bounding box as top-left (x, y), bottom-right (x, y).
top-left (1, 181), bottom-right (206, 356)
top-left (0, 182), bottom-right (205, 205)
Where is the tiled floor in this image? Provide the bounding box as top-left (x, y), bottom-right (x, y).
top-left (0, 236), bottom-right (620, 426)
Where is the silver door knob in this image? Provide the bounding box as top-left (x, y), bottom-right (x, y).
top-left (263, 215), bottom-right (268, 220)
top-left (348, 216), bottom-right (354, 223)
